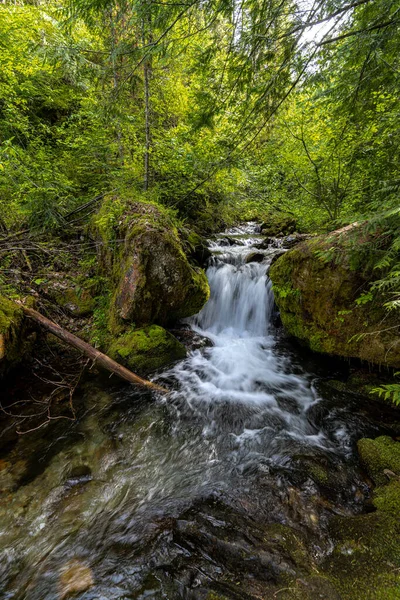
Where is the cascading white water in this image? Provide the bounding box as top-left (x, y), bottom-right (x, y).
top-left (193, 261), bottom-right (273, 336)
top-left (169, 223), bottom-right (330, 453)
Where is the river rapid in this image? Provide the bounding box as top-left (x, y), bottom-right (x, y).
top-left (0, 223), bottom-right (395, 599)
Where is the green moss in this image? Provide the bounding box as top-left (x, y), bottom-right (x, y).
top-left (319, 437), bottom-right (400, 599)
top-left (269, 232), bottom-right (400, 368)
top-left (322, 507), bottom-right (400, 600)
top-left (0, 297), bottom-right (25, 371)
top-left (108, 325), bottom-right (187, 374)
top-left (308, 463), bottom-right (330, 485)
top-left (357, 436), bottom-right (400, 485)
top-left (0, 296), bottom-right (23, 335)
top-left (373, 479), bottom-right (400, 516)
top-left (53, 287), bottom-right (95, 317)
top-left (93, 198), bottom-right (210, 328)
top-left (260, 211), bottom-right (297, 236)
top-left (179, 266), bottom-right (210, 318)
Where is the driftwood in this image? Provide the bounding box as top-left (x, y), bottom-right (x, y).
top-left (20, 305), bottom-right (168, 394)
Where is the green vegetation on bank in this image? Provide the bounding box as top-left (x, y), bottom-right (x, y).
top-left (0, 0), bottom-right (399, 392)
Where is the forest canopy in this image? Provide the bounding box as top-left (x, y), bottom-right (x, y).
top-left (0, 0), bottom-right (399, 230)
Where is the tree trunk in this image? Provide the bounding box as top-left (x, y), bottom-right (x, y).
top-left (143, 10), bottom-right (152, 191)
top-left (143, 58), bottom-right (151, 190)
top-left (20, 305), bottom-right (168, 394)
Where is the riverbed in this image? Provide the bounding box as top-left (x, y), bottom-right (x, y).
top-left (0, 223), bottom-right (398, 599)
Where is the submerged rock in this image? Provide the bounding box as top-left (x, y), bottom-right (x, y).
top-left (59, 559), bottom-right (94, 599)
top-left (108, 324), bottom-right (187, 374)
top-left (269, 224), bottom-right (400, 367)
top-left (245, 252), bottom-right (264, 264)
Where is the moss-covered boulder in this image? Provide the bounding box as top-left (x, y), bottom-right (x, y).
top-left (269, 224), bottom-right (400, 367)
top-left (0, 297), bottom-right (28, 377)
top-left (94, 198), bottom-right (210, 330)
top-left (317, 435), bottom-right (400, 599)
top-left (260, 211), bottom-right (297, 236)
top-left (357, 436), bottom-right (400, 485)
top-left (108, 325), bottom-right (187, 374)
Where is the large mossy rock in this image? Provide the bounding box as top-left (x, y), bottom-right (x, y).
top-left (260, 211), bottom-right (297, 236)
top-left (95, 199), bottom-right (210, 329)
top-left (0, 297), bottom-right (28, 377)
top-left (108, 325), bottom-right (187, 374)
top-left (269, 224), bottom-right (400, 367)
top-left (318, 435), bottom-right (400, 600)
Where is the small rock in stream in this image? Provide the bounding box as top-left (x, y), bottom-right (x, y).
top-left (59, 559), bottom-right (94, 599)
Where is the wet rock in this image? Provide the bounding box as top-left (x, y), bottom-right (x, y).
top-left (184, 231), bottom-right (212, 267)
top-left (269, 223), bottom-right (400, 367)
top-left (255, 237), bottom-right (274, 250)
top-left (65, 465), bottom-right (92, 487)
top-left (108, 324), bottom-right (187, 374)
top-left (59, 560), bottom-right (94, 599)
top-left (169, 325), bottom-right (214, 351)
top-left (245, 252), bottom-right (264, 264)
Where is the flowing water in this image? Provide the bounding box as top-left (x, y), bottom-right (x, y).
top-left (0, 224), bottom-right (395, 599)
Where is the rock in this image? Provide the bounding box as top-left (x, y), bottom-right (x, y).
top-left (357, 436), bottom-right (400, 485)
top-left (95, 199), bottom-right (210, 328)
top-left (321, 443), bottom-right (400, 600)
top-left (59, 559), bottom-right (94, 599)
top-left (260, 212), bottom-right (297, 236)
top-left (255, 237), bottom-right (274, 250)
top-left (373, 478), bottom-right (400, 516)
top-left (52, 285), bottom-right (95, 317)
top-left (183, 230), bottom-right (212, 267)
top-left (269, 224), bottom-right (400, 367)
top-left (108, 324), bottom-right (187, 374)
top-left (245, 252), bottom-right (264, 264)
top-left (280, 233), bottom-right (313, 249)
top-left (267, 250), bottom-right (287, 270)
top-left (0, 296), bottom-right (32, 377)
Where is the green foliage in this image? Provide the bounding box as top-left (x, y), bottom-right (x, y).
top-left (372, 373), bottom-right (400, 407)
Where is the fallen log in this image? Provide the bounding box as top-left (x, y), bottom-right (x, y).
top-left (20, 305), bottom-right (168, 394)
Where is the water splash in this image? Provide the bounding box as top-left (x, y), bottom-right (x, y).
top-left (168, 223), bottom-right (330, 456)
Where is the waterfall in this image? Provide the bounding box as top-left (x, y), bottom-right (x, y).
top-left (193, 261), bottom-right (274, 336)
top-left (168, 224), bottom-right (328, 452)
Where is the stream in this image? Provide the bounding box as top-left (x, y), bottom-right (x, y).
top-left (0, 223), bottom-right (396, 599)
